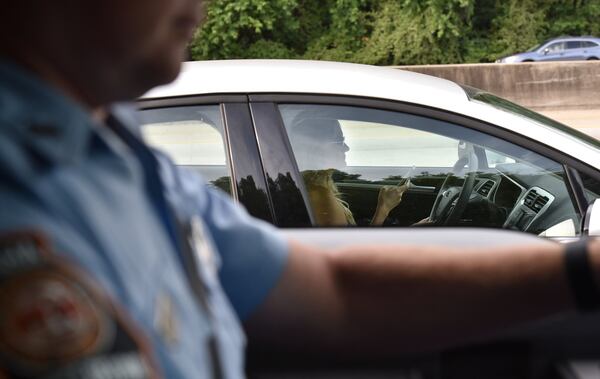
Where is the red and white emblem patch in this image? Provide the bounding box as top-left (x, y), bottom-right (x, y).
top-left (0, 232), bottom-right (162, 378)
top-left (0, 269), bottom-right (112, 365)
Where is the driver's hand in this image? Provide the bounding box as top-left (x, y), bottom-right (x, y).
top-left (414, 217), bottom-right (433, 225)
top-left (377, 184), bottom-right (408, 213)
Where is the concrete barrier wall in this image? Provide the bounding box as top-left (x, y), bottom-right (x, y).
top-left (395, 61), bottom-right (600, 111)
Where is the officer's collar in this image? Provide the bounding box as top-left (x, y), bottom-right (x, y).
top-left (0, 59), bottom-right (109, 165)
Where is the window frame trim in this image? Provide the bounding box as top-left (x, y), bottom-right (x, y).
top-left (137, 95), bottom-right (276, 223)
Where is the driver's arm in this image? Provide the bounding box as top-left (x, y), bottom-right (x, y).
top-left (245, 239), bottom-right (599, 355)
top-left (370, 183), bottom-right (408, 225)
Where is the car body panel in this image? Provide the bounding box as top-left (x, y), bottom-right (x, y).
top-left (282, 227), bottom-right (555, 248)
top-left (145, 60), bottom-right (469, 109)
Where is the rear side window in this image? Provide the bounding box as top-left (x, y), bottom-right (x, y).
top-left (566, 41), bottom-right (582, 49)
top-left (582, 41), bottom-right (599, 48)
top-left (138, 105), bottom-right (233, 195)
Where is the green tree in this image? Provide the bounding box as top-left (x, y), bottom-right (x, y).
top-left (544, 0), bottom-right (600, 37)
top-left (356, 0), bottom-right (475, 65)
top-left (190, 0), bottom-right (299, 60)
top-left (487, 0), bottom-right (545, 61)
top-left (190, 0), bottom-right (600, 64)
top-left (303, 0), bottom-right (374, 62)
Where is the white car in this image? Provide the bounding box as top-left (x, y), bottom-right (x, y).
top-left (140, 60), bottom-right (600, 238)
top-left (139, 60), bottom-right (600, 377)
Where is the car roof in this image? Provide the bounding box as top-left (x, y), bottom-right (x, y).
top-left (142, 60), bottom-right (600, 169)
top-left (544, 36), bottom-right (600, 43)
top-left (144, 59), bottom-right (470, 109)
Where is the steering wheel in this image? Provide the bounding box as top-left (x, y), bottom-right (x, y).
top-left (428, 143), bottom-right (479, 226)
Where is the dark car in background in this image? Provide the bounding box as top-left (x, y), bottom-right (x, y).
top-left (496, 36), bottom-right (600, 63)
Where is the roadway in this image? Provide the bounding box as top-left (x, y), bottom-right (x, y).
top-left (539, 109), bottom-right (600, 140)
top-left (397, 61), bottom-right (600, 141)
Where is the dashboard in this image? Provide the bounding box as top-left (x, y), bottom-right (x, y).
top-left (469, 163), bottom-right (580, 235)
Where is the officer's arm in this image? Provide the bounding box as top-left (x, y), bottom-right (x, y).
top-left (245, 239), bottom-right (600, 355)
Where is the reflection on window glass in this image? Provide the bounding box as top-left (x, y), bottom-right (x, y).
top-left (341, 121), bottom-right (457, 167)
top-left (486, 150), bottom-right (517, 167)
top-left (579, 171), bottom-right (600, 203)
top-left (280, 104), bottom-right (580, 237)
top-left (143, 122), bottom-right (226, 165)
top-left (138, 105), bottom-right (232, 195)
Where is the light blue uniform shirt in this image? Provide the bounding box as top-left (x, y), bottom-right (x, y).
top-left (0, 60), bottom-right (289, 378)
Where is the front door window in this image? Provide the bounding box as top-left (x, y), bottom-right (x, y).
top-left (280, 104), bottom-right (581, 236)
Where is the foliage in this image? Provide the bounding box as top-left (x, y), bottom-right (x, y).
top-left (245, 40), bottom-right (294, 59)
top-left (302, 0), bottom-right (373, 62)
top-left (487, 0), bottom-right (546, 61)
top-left (190, 0), bottom-right (600, 64)
top-left (190, 0), bottom-right (299, 59)
top-left (544, 0), bottom-right (600, 37)
top-left (354, 0), bottom-right (474, 65)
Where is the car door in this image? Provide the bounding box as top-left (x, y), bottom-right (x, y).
top-left (246, 98), bottom-right (600, 378)
top-left (244, 226), bottom-right (600, 379)
top-left (564, 40), bottom-right (585, 60)
top-left (582, 40), bottom-right (600, 59)
top-left (248, 95), bottom-right (599, 238)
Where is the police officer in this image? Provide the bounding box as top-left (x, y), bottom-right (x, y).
top-left (1, 0), bottom-right (600, 378)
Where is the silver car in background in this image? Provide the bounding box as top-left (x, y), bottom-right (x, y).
top-left (496, 36), bottom-right (600, 63)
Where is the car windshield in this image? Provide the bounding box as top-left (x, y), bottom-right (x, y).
top-left (526, 43), bottom-right (543, 52)
top-left (526, 38), bottom-right (556, 52)
top-left (461, 85), bottom-right (600, 150)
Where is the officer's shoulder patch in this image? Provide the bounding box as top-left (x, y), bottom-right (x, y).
top-left (0, 231), bottom-right (162, 378)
